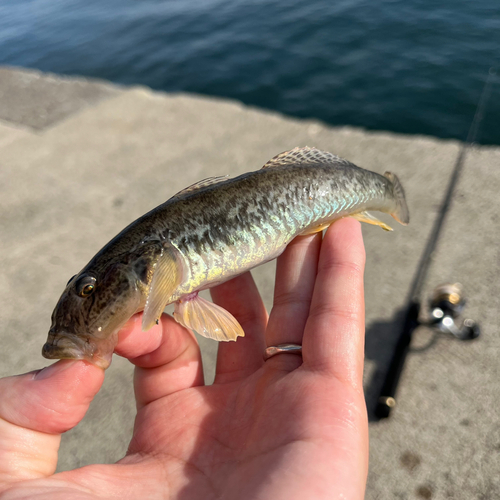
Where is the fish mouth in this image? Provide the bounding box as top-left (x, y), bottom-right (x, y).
top-left (42, 332), bottom-right (112, 369)
top-left (42, 332), bottom-right (88, 358)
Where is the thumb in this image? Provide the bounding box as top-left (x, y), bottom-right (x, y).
top-left (0, 360), bottom-right (104, 486)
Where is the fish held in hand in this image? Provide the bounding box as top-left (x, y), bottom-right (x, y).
top-left (43, 147), bottom-right (409, 369)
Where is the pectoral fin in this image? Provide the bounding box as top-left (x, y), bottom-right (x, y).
top-left (142, 245), bottom-right (183, 331)
top-left (174, 294), bottom-right (244, 341)
top-left (351, 211), bottom-right (393, 231)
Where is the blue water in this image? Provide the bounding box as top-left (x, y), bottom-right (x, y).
top-left (1, 0), bottom-right (499, 144)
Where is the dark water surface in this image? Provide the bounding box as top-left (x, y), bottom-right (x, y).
top-left (1, 0), bottom-right (499, 144)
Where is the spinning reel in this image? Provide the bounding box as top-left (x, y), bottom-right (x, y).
top-left (427, 283), bottom-right (480, 340)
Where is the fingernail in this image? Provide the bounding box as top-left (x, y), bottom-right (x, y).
top-left (34, 360), bottom-right (78, 380)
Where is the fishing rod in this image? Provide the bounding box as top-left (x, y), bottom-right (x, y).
top-left (374, 67), bottom-right (497, 419)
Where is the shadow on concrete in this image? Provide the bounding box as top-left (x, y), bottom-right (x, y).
top-left (363, 309), bottom-right (440, 422)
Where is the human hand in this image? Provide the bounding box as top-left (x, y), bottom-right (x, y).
top-left (0, 218), bottom-right (368, 500)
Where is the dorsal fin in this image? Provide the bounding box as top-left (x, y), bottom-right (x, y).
top-left (261, 147), bottom-right (347, 169)
top-left (172, 175), bottom-right (230, 198)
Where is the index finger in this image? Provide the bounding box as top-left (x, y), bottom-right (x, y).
top-left (302, 218), bottom-right (366, 390)
top-left (116, 313), bottom-right (204, 409)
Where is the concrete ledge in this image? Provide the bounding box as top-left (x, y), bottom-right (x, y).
top-left (0, 67), bottom-right (498, 499)
top-left (0, 66), bottom-right (122, 129)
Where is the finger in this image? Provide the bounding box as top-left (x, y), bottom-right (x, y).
top-left (303, 218), bottom-right (366, 389)
top-left (0, 360), bottom-right (104, 483)
top-left (116, 313), bottom-right (204, 409)
top-left (265, 233), bottom-right (322, 370)
top-left (210, 272), bottom-right (268, 383)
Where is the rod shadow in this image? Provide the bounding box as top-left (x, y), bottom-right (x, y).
top-left (364, 308), bottom-right (439, 422)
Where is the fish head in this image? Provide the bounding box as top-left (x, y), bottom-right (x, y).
top-left (43, 261), bottom-right (144, 369)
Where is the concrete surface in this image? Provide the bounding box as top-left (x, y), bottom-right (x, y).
top-left (0, 67), bottom-right (120, 130)
top-left (0, 67), bottom-right (498, 499)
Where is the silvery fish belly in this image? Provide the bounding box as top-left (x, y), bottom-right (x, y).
top-left (43, 147), bottom-right (409, 368)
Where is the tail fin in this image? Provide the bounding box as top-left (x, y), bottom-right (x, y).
top-left (384, 172), bottom-right (410, 225)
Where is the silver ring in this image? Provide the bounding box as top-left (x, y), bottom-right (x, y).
top-left (263, 343), bottom-right (302, 361)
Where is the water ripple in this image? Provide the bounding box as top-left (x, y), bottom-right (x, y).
top-left (0, 0), bottom-right (498, 144)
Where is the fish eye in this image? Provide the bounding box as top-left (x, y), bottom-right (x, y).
top-left (75, 275), bottom-right (97, 298)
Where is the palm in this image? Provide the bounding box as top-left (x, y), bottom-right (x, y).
top-left (121, 364), bottom-right (364, 499)
top-left (0, 220), bottom-right (368, 500)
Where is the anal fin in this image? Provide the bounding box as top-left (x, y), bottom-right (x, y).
top-left (174, 294), bottom-right (244, 341)
top-left (351, 211), bottom-right (393, 231)
top-left (300, 222), bottom-right (332, 235)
